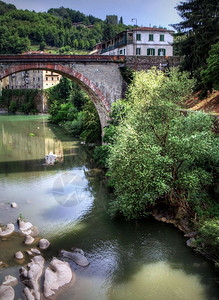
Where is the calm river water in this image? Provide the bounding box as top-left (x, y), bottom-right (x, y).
top-left (0, 115), bottom-right (218, 300)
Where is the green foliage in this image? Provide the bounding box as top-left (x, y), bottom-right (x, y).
top-left (201, 43), bottom-right (219, 91)
top-left (172, 0), bottom-right (219, 91)
top-left (0, 89), bottom-right (38, 114)
top-left (8, 100), bottom-right (17, 113)
top-left (107, 68), bottom-right (218, 219)
top-left (0, 1), bottom-right (128, 54)
top-left (47, 76), bottom-right (101, 143)
top-left (198, 219), bottom-right (219, 250)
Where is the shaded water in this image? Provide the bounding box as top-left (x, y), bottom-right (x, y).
top-left (0, 115), bottom-right (218, 300)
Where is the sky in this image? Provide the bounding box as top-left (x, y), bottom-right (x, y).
top-left (4, 0), bottom-right (182, 29)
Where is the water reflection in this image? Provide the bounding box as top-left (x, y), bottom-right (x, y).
top-left (108, 261), bottom-right (206, 300)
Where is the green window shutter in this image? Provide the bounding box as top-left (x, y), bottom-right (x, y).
top-left (147, 49), bottom-right (150, 55)
top-left (136, 34), bottom-right (141, 41)
top-left (149, 34), bottom-right (153, 41)
top-left (152, 49), bottom-right (155, 56)
top-left (163, 49), bottom-right (166, 56)
top-left (160, 34), bottom-right (164, 41)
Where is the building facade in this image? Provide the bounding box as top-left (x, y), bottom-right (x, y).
top-left (1, 70), bottom-right (61, 91)
top-left (99, 27), bottom-right (174, 56)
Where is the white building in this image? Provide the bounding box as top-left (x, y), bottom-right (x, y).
top-left (100, 27), bottom-right (174, 56)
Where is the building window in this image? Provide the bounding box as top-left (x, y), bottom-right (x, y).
top-left (147, 48), bottom-right (155, 56)
top-left (57, 77), bottom-right (59, 81)
top-left (136, 48), bottom-right (141, 55)
top-left (160, 34), bottom-right (164, 41)
top-left (149, 34), bottom-right (154, 41)
top-left (158, 49), bottom-right (166, 56)
top-left (38, 77), bottom-right (40, 81)
top-left (124, 49), bottom-right (126, 55)
top-left (33, 77), bottom-right (35, 81)
top-left (136, 33), bottom-right (141, 41)
top-left (120, 49), bottom-right (123, 55)
top-left (52, 77), bottom-right (53, 81)
top-left (46, 77), bottom-right (48, 81)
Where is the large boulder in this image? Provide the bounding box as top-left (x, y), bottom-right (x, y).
top-left (19, 255), bottom-right (45, 300)
top-left (18, 219), bottom-right (33, 232)
top-left (23, 287), bottom-right (35, 300)
top-left (60, 250), bottom-right (89, 267)
top-left (0, 224), bottom-right (15, 237)
top-left (38, 239), bottom-right (50, 250)
top-left (2, 275), bottom-right (18, 287)
top-left (0, 285), bottom-right (15, 300)
top-left (44, 258), bottom-right (73, 298)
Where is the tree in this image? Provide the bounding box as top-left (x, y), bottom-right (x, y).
top-left (172, 0), bottom-right (219, 86)
top-left (107, 68), bottom-right (218, 219)
top-left (39, 41), bottom-right (46, 51)
top-left (201, 42), bottom-right (219, 91)
top-left (119, 16), bottom-right (123, 24)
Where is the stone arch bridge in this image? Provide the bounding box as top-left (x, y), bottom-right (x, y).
top-left (0, 54), bottom-right (180, 132)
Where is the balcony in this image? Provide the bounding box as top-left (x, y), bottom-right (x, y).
top-left (101, 37), bottom-right (129, 54)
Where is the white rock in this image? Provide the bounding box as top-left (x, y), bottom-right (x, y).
top-left (15, 251), bottom-right (24, 260)
top-left (44, 258), bottom-right (72, 298)
top-left (11, 202), bottom-right (18, 208)
top-left (38, 239), bottom-right (50, 250)
top-left (30, 249), bottom-right (41, 255)
top-left (26, 250), bottom-right (33, 256)
top-left (0, 224), bottom-right (15, 237)
top-left (23, 287), bottom-right (35, 300)
top-left (18, 219), bottom-right (33, 232)
top-left (2, 275), bottom-right (18, 287)
top-left (0, 285), bottom-right (15, 300)
top-left (20, 255), bottom-right (45, 300)
top-left (25, 235), bottom-right (35, 245)
top-left (60, 250), bottom-right (89, 267)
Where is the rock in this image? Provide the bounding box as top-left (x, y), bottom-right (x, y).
top-left (184, 231), bottom-right (198, 238)
top-left (38, 238), bottom-right (50, 250)
top-left (25, 235), bottom-right (35, 245)
top-left (71, 248), bottom-right (85, 256)
top-left (0, 285), bottom-right (15, 300)
top-left (26, 250), bottom-right (33, 256)
top-left (11, 202), bottom-right (18, 208)
top-left (15, 251), bottom-right (24, 260)
top-left (0, 224), bottom-right (15, 237)
top-left (44, 258), bottom-right (73, 298)
top-left (2, 275), bottom-right (18, 287)
top-left (30, 249), bottom-right (41, 255)
top-left (60, 250), bottom-right (89, 267)
top-left (23, 287), bottom-right (35, 300)
top-left (19, 255), bottom-right (45, 300)
top-left (18, 219), bottom-right (33, 232)
top-left (45, 152), bottom-right (57, 165)
top-left (186, 237), bottom-right (196, 248)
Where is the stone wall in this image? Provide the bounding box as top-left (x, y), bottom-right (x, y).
top-left (125, 56), bottom-right (182, 71)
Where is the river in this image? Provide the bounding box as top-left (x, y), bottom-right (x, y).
top-left (0, 115), bottom-right (218, 300)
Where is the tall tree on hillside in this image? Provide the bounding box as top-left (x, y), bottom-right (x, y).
top-left (172, 0), bottom-right (219, 87)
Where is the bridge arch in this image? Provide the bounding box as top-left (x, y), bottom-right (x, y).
top-left (1, 63), bottom-right (112, 132)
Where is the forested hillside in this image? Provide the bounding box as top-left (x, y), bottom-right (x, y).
top-left (0, 1), bottom-right (128, 54)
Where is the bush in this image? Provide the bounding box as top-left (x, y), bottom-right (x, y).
top-left (8, 100), bottom-right (17, 113)
top-left (107, 68), bottom-right (218, 219)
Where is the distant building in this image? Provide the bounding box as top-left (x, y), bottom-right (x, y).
top-left (96, 27), bottom-right (174, 56)
top-left (5, 70), bottom-right (61, 90)
top-left (0, 77), bottom-right (9, 94)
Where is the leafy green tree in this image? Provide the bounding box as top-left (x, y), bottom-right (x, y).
top-left (201, 42), bottom-right (219, 91)
top-left (39, 41), bottom-right (46, 51)
top-left (172, 0), bottom-right (219, 87)
top-left (107, 68), bottom-right (218, 219)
